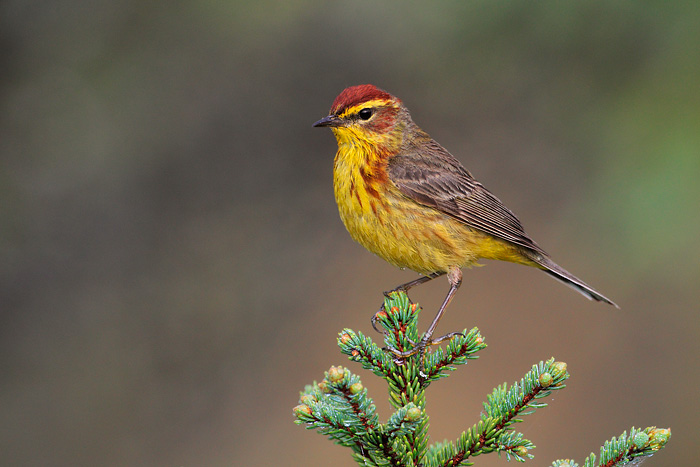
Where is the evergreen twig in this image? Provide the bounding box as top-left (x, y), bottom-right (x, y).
top-left (294, 291), bottom-right (670, 466)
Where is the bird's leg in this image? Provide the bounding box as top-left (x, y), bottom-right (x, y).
top-left (387, 272), bottom-right (445, 295)
top-left (387, 266), bottom-right (462, 360)
top-left (419, 266), bottom-right (461, 347)
top-left (372, 272), bottom-right (445, 333)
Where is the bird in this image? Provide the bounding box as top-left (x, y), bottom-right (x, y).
top-left (313, 84), bottom-right (618, 356)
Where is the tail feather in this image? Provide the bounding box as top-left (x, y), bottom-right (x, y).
top-left (534, 256), bottom-right (619, 308)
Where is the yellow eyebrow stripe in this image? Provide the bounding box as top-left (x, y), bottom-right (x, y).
top-left (338, 99), bottom-right (394, 118)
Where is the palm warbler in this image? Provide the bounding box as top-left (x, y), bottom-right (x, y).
top-left (313, 84), bottom-right (617, 354)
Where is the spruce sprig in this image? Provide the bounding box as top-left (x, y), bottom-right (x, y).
top-left (550, 426), bottom-right (672, 467)
top-left (294, 291), bottom-right (671, 466)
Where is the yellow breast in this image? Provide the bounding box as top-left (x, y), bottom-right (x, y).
top-left (333, 149), bottom-right (477, 274)
top-left (331, 129), bottom-right (534, 275)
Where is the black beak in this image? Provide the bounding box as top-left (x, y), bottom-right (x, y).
top-left (312, 114), bottom-right (341, 128)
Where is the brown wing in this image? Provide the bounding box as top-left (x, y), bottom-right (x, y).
top-left (387, 139), bottom-right (548, 256)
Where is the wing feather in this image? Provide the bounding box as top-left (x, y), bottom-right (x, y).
top-left (387, 140), bottom-right (547, 256)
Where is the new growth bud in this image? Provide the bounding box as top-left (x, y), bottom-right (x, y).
top-left (405, 406), bottom-right (421, 422)
top-left (632, 431), bottom-right (649, 449)
top-left (648, 427), bottom-right (671, 449)
top-left (327, 366), bottom-right (345, 383)
top-left (551, 361), bottom-right (568, 378)
top-left (293, 404), bottom-right (312, 417)
top-left (513, 445), bottom-right (528, 457)
top-left (300, 394), bottom-right (316, 405)
top-left (538, 372), bottom-right (553, 388)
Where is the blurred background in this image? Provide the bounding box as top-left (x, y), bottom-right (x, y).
top-left (1, 1), bottom-right (698, 466)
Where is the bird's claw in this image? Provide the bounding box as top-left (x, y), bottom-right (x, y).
top-left (383, 331), bottom-right (463, 365)
top-left (371, 305), bottom-right (387, 333)
top-left (429, 331), bottom-right (464, 345)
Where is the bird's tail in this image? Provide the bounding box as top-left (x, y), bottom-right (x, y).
top-left (533, 255), bottom-right (619, 308)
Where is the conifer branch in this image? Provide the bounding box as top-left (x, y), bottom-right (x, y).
top-left (294, 291), bottom-right (670, 466)
top-left (550, 426), bottom-right (671, 467)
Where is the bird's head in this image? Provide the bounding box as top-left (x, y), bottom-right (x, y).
top-left (313, 84), bottom-right (409, 150)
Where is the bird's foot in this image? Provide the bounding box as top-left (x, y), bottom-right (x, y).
top-left (384, 331), bottom-right (464, 365)
top-left (371, 307), bottom-right (385, 333)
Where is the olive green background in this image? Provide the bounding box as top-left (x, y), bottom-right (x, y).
top-left (2, 2), bottom-right (697, 466)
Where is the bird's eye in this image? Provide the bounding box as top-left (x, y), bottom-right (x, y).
top-left (358, 108), bottom-right (373, 120)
